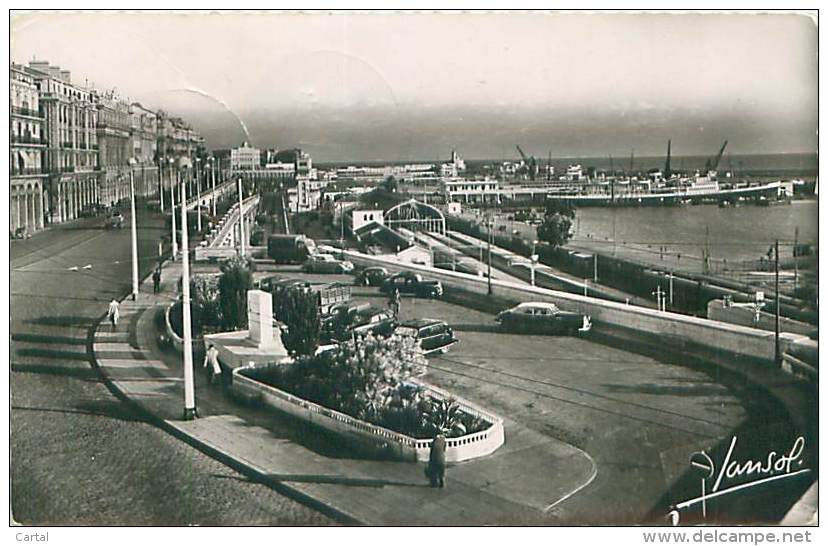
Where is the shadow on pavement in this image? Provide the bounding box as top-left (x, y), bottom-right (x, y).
top-left (211, 472), bottom-right (428, 489)
top-left (12, 332), bottom-right (88, 345)
top-left (600, 382), bottom-right (731, 397)
top-left (15, 348), bottom-right (90, 361)
top-left (25, 315), bottom-right (97, 328)
top-left (11, 362), bottom-right (101, 381)
top-left (11, 399), bottom-right (144, 423)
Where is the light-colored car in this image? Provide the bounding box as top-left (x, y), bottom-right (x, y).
top-left (302, 253), bottom-right (355, 274)
top-left (104, 210), bottom-right (124, 229)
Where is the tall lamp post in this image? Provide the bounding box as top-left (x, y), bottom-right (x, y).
top-left (209, 156), bottom-right (217, 216)
top-left (530, 239), bottom-right (539, 287)
top-left (170, 162), bottom-right (178, 259)
top-left (237, 177), bottom-right (245, 256)
top-left (486, 216), bottom-right (493, 295)
top-left (129, 158), bottom-right (139, 301)
top-left (195, 157), bottom-right (202, 232)
top-left (180, 174), bottom-right (197, 420)
top-left (158, 157), bottom-right (165, 212)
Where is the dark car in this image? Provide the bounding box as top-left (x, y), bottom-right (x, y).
top-left (321, 304), bottom-right (398, 343)
top-left (495, 302), bottom-right (591, 335)
top-left (354, 266), bottom-right (390, 286)
top-left (394, 319), bottom-right (458, 355)
top-left (381, 271), bottom-right (443, 298)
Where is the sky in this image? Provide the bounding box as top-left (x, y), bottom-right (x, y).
top-left (10, 11), bottom-right (818, 162)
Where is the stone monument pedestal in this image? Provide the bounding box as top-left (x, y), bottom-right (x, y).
top-left (204, 289), bottom-right (290, 372)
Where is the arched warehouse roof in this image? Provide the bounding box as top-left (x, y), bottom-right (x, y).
top-left (384, 199), bottom-right (446, 235)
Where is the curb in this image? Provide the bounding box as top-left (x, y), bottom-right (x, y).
top-left (85, 278), bottom-right (361, 525)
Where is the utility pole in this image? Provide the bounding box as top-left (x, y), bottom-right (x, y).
top-left (237, 177), bottom-right (245, 256)
top-left (653, 285), bottom-right (664, 311)
top-left (339, 202), bottom-right (345, 249)
top-left (704, 225), bottom-right (711, 275)
top-left (129, 161), bottom-right (139, 301)
top-left (593, 253), bottom-right (598, 282)
top-left (669, 271), bottom-right (674, 308)
top-left (774, 239), bottom-right (781, 365)
top-left (531, 239), bottom-right (538, 287)
top-left (170, 168), bottom-right (178, 259)
top-left (180, 176), bottom-right (197, 420)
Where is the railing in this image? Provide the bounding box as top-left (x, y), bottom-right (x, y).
top-left (61, 141), bottom-right (74, 149)
top-left (61, 166), bottom-right (75, 173)
top-left (233, 365), bottom-right (505, 462)
top-left (10, 135), bottom-right (44, 145)
top-left (10, 168), bottom-right (43, 176)
top-left (11, 106), bottom-right (42, 118)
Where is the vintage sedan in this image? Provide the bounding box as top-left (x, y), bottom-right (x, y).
top-left (394, 319), bottom-right (458, 355)
top-left (380, 271), bottom-right (443, 298)
top-left (495, 302), bottom-right (591, 335)
top-left (354, 266), bottom-right (391, 286)
top-left (302, 254), bottom-right (355, 274)
top-left (321, 304), bottom-right (398, 343)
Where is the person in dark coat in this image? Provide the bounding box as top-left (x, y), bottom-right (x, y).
top-left (152, 267), bottom-right (162, 293)
top-left (427, 433), bottom-right (447, 488)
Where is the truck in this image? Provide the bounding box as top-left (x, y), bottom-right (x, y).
top-left (267, 234), bottom-right (317, 264)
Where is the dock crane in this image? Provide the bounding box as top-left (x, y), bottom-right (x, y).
top-left (705, 140), bottom-right (728, 173)
top-left (516, 145), bottom-right (539, 181)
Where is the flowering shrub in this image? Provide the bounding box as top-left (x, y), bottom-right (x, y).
top-left (245, 334), bottom-right (489, 438)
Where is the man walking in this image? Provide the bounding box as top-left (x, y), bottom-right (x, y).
top-left (389, 287), bottom-right (401, 318)
top-left (426, 433), bottom-right (447, 488)
top-left (152, 267), bottom-right (162, 293)
top-left (107, 299), bottom-right (120, 331)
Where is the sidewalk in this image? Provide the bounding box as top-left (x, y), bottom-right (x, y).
top-left (91, 262), bottom-right (596, 525)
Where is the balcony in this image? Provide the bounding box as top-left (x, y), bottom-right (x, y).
top-left (61, 166), bottom-right (75, 173)
top-left (61, 141), bottom-right (74, 149)
top-left (11, 106), bottom-right (42, 118)
top-left (10, 134), bottom-right (44, 145)
top-left (10, 167), bottom-right (43, 177)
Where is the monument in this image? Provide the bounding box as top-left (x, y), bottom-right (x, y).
top-left (203, 289), bottom-right (290, 371)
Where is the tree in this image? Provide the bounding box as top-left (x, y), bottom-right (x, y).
top-left (217, 255), bottom-right (253, 330)
top-left (273, 287), bottom-right (322, 356)
top-left (381, 175), bottom-right (398, 193)
top-left (536, 201), bottom-right (576, 248)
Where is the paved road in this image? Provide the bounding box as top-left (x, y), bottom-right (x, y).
top-left (10, 210), bottom-right (332, 525)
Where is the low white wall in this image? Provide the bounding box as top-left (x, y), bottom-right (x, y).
top-left (341, 249), bottom-right (809, 364)
top-left (164, 302), bottom-right (204, 354)
top-left (232, 366), bottom-right (505, 463)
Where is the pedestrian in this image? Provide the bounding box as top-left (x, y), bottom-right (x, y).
top-left (203, 344), bottom-right (221, 385)
top-left (107, 299), bottom-right (120, 331)
top-left (390, 287), bottom-right (401, 317)
top-left (152, 267), bottom-right (162, 293)
top-left (426, 433), bottom-right (447, 488)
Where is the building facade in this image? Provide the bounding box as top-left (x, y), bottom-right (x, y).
top-left (230, 141), bottom-right (261, 171)
top-left (26, 61), bottom-right (100, 224)
top-left (10, 63), bottom-right (47, 234)
top-left (9, 60), bottom-right (204, 234)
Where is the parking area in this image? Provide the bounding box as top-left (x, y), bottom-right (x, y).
top-left (251, 265), bottom-right (752, 522)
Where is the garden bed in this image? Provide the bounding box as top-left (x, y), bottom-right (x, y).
top-left (233, 362), bottom-right (505, 463)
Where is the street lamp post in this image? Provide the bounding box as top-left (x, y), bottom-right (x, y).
top-left (180, 176), bottom-right (197, 421)
top-left (171, 167), bottom-right (178, 259)
top-left (129, 158), bottom-right (139, 301)
top-left (209, 157), bottom-right (216, 216)
top-left (237, 177), bottom-right (246, 256)
top-left (158, 158), bottom-right (165, 212)
top-left (196, 164), bottom-right (202, 232)
top-left (486, 217), bottom-right (493, 295)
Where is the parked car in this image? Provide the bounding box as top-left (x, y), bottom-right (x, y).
top-left (321, 304), bottom-right (398, 343)
top-left (302, 254), bottom-right (355, 274)
top-left (354, 266), bottom-right (391, 286)
top-left (434, 259), bottom-right (486, 277)
top-left (494, 302), bottom-right (591, 335)
top-left (394, 319), bottom-right (458, 355)
top-left (380, 271), bottom-right (443, 298)
top-left (104, 210), bottom-right (124, 229)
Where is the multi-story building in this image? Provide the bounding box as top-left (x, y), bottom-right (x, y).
top-left (10, 63), bottom-right (47, 234)
top-left (96, 93), bottom-right (133, 206)
top-left (129, 102), bottom-right (159, 197)
top-left (230, 141), bottom-right (261, 171)
top-left (25, 60), bottom-right (100, 224)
